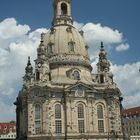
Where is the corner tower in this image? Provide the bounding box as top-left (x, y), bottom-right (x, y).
top-left (15, 1), bottom-right (124, 140)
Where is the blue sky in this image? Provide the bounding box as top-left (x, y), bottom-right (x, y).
top-left (0, 0), bottom-right (139, 64)
top-left (0, 0), bottom-right (140, 121)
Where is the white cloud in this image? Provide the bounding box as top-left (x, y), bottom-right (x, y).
top-left (0, 48), bottom-right (9, 66)
top-left (116, 43), bottom-right (130, 52)
top-left (0, 18), bottom-right (30, 39)
top-left (83, 22), bottom-right (123, 44)
top-left (74, 21), bottom-right (128, 57)
top-left (1, 88), bottom-right (15, 96)
top-left (73, 21), bottom-right (84, 30)
top-left (111, 62), bottom-right (140, 108)
top-left (29, 28), bottom-right (48, 41)
top-left (0, 18), bottom-right (48, 121)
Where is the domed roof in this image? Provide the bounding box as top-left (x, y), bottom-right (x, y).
top-left (43, 25), bottom-right (88, 57)
top-left (41, 24), bottom-right (91, 70)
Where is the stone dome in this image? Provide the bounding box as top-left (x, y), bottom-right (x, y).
top-left (44, 25), bottom-right (88, 57)
top-left (41, 25), bottom-right (91, 70)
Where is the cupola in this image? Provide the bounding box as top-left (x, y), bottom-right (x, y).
top-left (97, 42), bottom-right (114, 84)
top-left (52, 0), bottom-right (73, 25)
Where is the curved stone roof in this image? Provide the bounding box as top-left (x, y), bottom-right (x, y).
top-left (44, 25), bottom-right (87, 56)
top-left (41, 24), bottom-right (91, 70)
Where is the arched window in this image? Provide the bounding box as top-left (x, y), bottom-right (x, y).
top-left (61, 3), bottom-right (67, 16)
top-left (47, 43), bottom-right (54, 54)
top-left (73, 71), bottom-right (80, 80)
top-left (100, 74), bottom-right (104, 83)
top-left (97, 105), bottom-right (104, 133)
top-left (36, 71), bottom-right (40, 80)
top-left (55, 104), bottom-right (62, 134)
top-left (35, 104), bottom-right (42, 134)
top-left (55, 104), bottom-right (61, 119)
top-left (97, 105), bottom-right (103, 119)
top-left (68, 41), bottom-right (75, 52)
top-left (77, 104), bottom-right (85, 133)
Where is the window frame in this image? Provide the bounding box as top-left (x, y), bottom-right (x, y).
top-left (35, 104), bottom-right (42, 134)
top-left (47, 42), bottom-right (54, 54)
top-left (55, 104), bottom-right (62, 134)
top-left (61, 3), bottom-right (68, 16)
top-left (97, 105), bottom-right (104, 133)
top-left (68, 41), bottom-right (75, 52)
top-left (77, 103), bottom-right (85, 133)
top-left (55, 120), bottom-right (62, 134)
top-left (73, 70), bottom-right (80, 80)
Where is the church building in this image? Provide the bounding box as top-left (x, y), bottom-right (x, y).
top-left (14, 0), bottom-right (124, 139)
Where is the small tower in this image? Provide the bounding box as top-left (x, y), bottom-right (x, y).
top-left (97, 42), bottom-right (110, 73)
top-left (37, 33), bottom-right (46, 59)
top-left (35, 33), bottom-right (50, 82)
top-left (23, 57), bottom-right (34, 87)
top-left (97, 42), bottom-right (113, 84)
top-left (52, 0), bottom-right (73, 25)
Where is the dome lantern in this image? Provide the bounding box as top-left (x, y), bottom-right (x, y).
top-left (52, 0), bottom-right (73, 25)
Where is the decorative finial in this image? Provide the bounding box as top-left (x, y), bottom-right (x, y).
top-left (27, 56), bottom-right (31, 65)
top-left (101, 42), bottom-right (104, 48)
top-left (41, 33), bottom-right (45, 43)
top-left (26, 56), bottom-right (33, 73)
top-left (28, 56), bottom-right (30, 61)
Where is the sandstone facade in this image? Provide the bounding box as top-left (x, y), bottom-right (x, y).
top-left (15, 0), bottom-right (124, 139)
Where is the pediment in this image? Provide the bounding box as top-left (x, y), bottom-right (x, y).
top-left (65, 82), bottom-right (96, 93)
